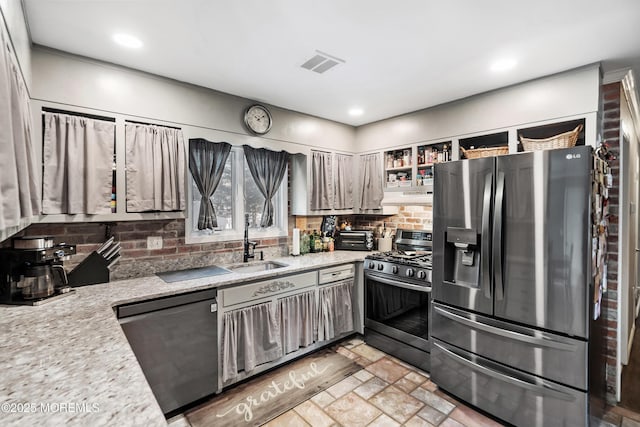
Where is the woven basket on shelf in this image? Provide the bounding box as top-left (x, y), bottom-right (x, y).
top-left (460, 146), bottom-right (509, 159)
top-left (519, 124), bottom-right (583, 152)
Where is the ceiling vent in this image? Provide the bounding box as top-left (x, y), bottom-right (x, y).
top-left (301, 50), bottom-right (345, 74)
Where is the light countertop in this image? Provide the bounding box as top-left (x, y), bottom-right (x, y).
top-left (0, 251), bottom-right (369, 426)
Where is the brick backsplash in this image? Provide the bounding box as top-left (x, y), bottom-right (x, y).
top-left (10, 220), bottom-right (288, 280)
top-left (352, 206), bottom-right (432, 238)
top-left (292, 206), bottom-right (431, 248)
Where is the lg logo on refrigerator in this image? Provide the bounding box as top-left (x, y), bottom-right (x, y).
top-left (566, 153), bottom-right (582, 160)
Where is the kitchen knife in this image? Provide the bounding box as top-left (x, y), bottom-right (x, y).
top-left (97, 236), bottom-right (115, 255)
top-left (102, 242), bottom-right (120, 260)
top-left (107, 254), bottom-right (121, 269)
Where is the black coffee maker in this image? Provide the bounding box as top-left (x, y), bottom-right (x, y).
top-left (0, 236), bottom-right (76, 305)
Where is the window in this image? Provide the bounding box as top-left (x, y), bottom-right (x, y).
top-left (187, 147), bottom-right (287, 243)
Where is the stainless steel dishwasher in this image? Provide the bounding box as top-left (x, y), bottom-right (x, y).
top-left (117, 288), bottom-right (218, 415)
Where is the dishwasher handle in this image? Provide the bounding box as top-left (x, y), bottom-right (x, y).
top-left (117, 288), bottom-right (217, 318)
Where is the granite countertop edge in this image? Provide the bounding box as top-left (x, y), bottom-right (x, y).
top-left (0, 251), bottom-right (369, 426)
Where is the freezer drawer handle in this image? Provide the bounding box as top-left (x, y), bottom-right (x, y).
top-left (433, 341), bottom-right (575, 402)
top-left (434, 305), bottom-right (576, 351)
top-left (365, 273), bottom-right (431, 293)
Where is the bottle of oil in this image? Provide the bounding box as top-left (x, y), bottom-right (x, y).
top-left (314, 230), bottom-right (323, 252)
top-left (300, 231), bottom-right (309, 255)
top-left (309, 230), bottom-right (317, 253)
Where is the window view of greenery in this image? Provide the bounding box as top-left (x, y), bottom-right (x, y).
top-left (190, 149), bottom-right (284, 237)
top-left (191, 152), bottom-right (233, 232)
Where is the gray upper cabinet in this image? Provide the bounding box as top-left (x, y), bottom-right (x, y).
top-left (291, 150), bottom-right (355, 215)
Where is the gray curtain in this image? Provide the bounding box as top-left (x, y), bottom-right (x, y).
top-left (242, 145), bottom-right (289, 227)
top-left (334, 154), bottom-right (353, 209)
top-left (125, 123), bottom-right (186, 212)
top-left (360, 152), bottom-right (384, 210)
top-left (280, 290), bottom-right (316, 354)
top-left (317, 280), bottom-right (354, 342)
top-left (310, 150), bottom-right (332, 210)
top-left (221, 301), bottom-right (282, 382)
top-left (0, 30), bottom-right (40, 231)
top-left (188, 139), bottom-right (231, 230)
top-left (42, 112), bottom-right (115, 214)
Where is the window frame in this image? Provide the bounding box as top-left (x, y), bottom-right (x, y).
top-left (185, 146), bottom-right (288, 244)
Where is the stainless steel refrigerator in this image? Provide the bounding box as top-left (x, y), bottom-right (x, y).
top-left (431, 145), bottom-right (606, 427)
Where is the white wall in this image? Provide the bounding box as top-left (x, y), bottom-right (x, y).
top-left (355, 64), bottom-right (601, 152)
top-left (31, 47), bottom-right (356, 155)
top-left (0, 0), bottom-right (31, 90)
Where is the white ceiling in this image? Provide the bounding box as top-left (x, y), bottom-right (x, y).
top-left (22, 0), bottom-right (640, 126)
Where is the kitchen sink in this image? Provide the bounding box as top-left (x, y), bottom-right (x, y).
top-left (225, 261), bottom-right (288, 274)
top-left (156, 265), bottom-right (231, 283)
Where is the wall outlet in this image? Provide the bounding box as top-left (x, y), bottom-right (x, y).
top-left (147, 236), bottom-right (163, 250)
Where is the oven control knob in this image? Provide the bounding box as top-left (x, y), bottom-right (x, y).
top-left (377, 263), bottom-right (384, 271)
top-left (417, 270), bottom-right (427, 280)
top-left (406, 268), bottom-right (415, 277)
top-left (391, 265), bottom-right (398, 274)
top-left (368, 261), bottom-right (375, 269)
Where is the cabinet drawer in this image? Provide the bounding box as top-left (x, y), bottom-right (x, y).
top-left (222, 271), bottom-right (317, 307)
top-left (319, 264), bottom-right (354, 284)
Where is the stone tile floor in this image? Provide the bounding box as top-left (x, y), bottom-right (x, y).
top-left (168, 337), bottom-right (640, 427)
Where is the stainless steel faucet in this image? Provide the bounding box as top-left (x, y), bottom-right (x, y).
top-left (243, 214), bottom-right (258, 263)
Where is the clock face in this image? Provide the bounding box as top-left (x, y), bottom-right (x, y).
top-left (244, 105), bottom-right (272, 135)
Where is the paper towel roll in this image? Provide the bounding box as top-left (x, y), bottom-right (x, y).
top-left (292, 228), bottom-right (300, 255)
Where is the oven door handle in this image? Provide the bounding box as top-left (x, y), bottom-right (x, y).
top-left (366, 273), bottom-right (431, 293)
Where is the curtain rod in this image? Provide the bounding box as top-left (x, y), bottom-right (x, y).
top-left (42, 107), bottom-right (115, 122)
top-left (126, 119), bottom-right (181, 130)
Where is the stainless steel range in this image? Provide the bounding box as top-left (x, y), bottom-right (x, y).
top-left (364, 229), bottom-right (432, 372)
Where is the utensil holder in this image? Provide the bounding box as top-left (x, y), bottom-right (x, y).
top-left (68, 251), bottom-right (110, 287)
top-left (378, 237), bottom-right (393, 252)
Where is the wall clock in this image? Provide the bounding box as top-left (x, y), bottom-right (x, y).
top-left (244, 104), bottom-right (273, 135)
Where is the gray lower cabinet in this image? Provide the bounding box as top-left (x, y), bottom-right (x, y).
top-left (219, 266), bottom-right (356, 388)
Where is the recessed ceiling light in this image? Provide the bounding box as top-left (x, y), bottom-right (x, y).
top-left (113, 33), bottom-right (143, 49)
top-left (490, 58), bottom-right (517, 72)
top-left (348, 108), bottom-right (364, 116)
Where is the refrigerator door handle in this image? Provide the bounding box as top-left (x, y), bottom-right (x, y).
top-left (433, 341), bottom-right (575, 402)
top-left (493, 171), bottom-right (505, 300)
top-left (481, 173), bottom-right (493, 299)
top-left (434, 305), bottom-right (577, 351)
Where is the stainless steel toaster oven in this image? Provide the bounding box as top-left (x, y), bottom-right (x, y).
top-left (335, 230), bottom-right (374, 251)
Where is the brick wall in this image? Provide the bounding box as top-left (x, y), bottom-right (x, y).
top-left (292, 206), bottom-right (431, 247)
top-left (352, 206), bottom-right (432, 236)
top-left (602, 81), bottom-right (621, 404)
top-left (12, 220), bottom-right (289, 280)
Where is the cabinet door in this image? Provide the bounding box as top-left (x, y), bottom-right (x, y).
top-left (279, 289), bottom-right (316, 354)
top-left (359, 152), bottom-right (384, 210)
top-left (310, 150), bottom-right (333, 210)
top-left (318, 279), bottom-right (354, 341)
top-left (334, 154), bottom-right (354, 209)
top-left (221, 301), bottom-right (282, 382)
